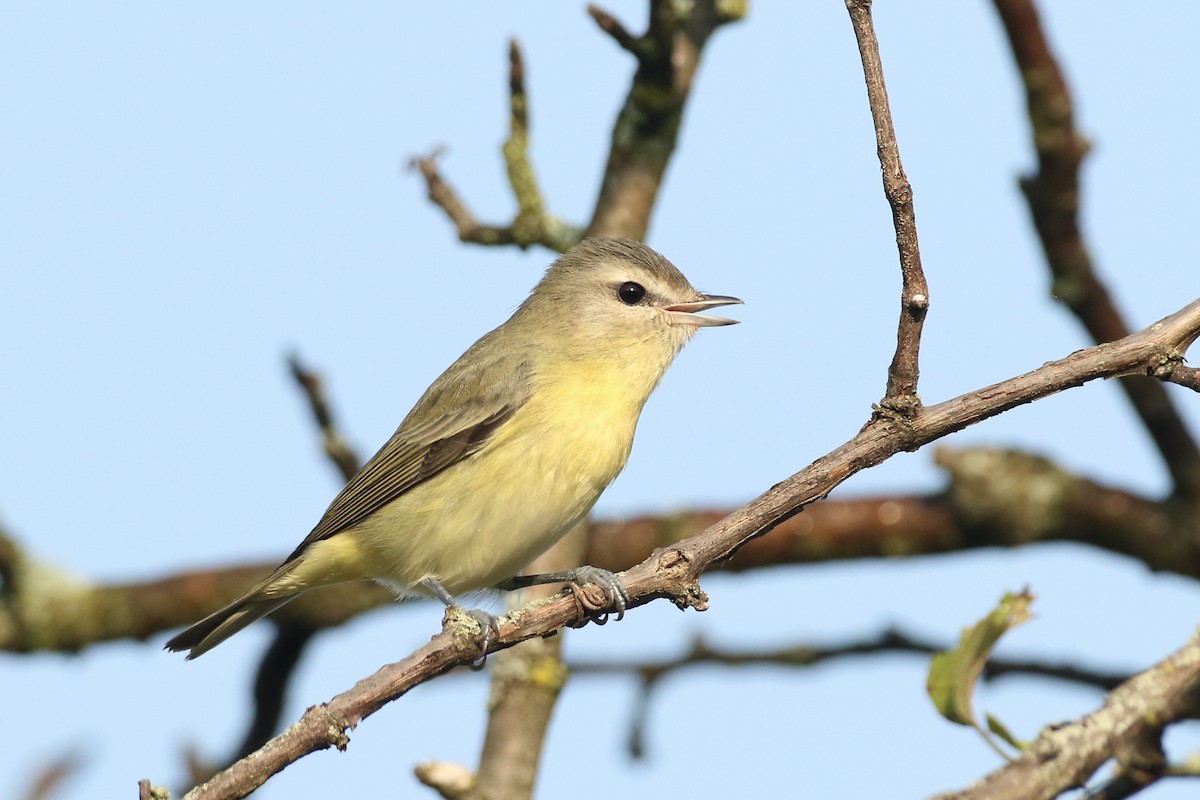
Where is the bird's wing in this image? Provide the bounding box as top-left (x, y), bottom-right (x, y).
top-left (285, 353), bottom-right (533, 559)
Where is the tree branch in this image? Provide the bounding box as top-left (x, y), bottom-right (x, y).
top-left (567, 629), bottom-right (1128, 760)
top-left (10, 438), bottom-right (1200, 656)
top-left (411, 40), bottom-right (581, 253)
top-left (934, 630), bottom-right (1200, 800)
top-left (845, 0), bottom-right (929, 415)
top-left (17, 750), bottom-right (83, 800)
top-left (168, 299), bottom-right (1200, 800)
top-left (584, 0), bottom-right (744, 239)
top-left (287, 353), bottom-right (360, 482)
top-left (991, 0), bottom-right (1200, 503)
top-left (417, 535), bottom-right (581, 800)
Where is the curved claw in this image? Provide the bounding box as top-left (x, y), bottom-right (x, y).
top-left (456, 607), bottom-right (501, 670)
top-left (566, 566), bottom-right (630, 621)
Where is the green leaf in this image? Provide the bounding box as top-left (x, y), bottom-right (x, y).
top-left (926, 589), bottom-right (1034, 728)
top-left (985, 713), bottom-right (1027, 752)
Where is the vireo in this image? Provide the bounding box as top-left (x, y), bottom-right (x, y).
top-left (166, 238), bottom-right (740, 658)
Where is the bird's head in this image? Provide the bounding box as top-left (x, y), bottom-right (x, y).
top-left (518, 238), bottom-right (741, 361)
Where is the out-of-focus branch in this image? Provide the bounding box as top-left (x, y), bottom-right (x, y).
top-left (845, 0), bottom-right (929, 415)
top-left (167, 299), bottom-right (1200, 800)
top-left (411, 41), bottom-right (581, 253)
top-left (138, 779), bottom-right (169, 800)
top-left (234, 625), bottom-right (317, 761)
top-left (8, 438), bottom-right (1200, 655)
top-left (0, 555), bottom-right (392, 653)
top-left (288, 353), bottom-right (360, 482)
top-left (416, 538), bottom-right (578, 800)
top-left (934, 631), bottom-right (1200, 800)
top-left (16, 751), bottom-right (83, 800)
top-left (992, 0), bottom-right (1200, 503)
top-left (568, 629), bottom-right (1128, 759)
top-left (175, 626), bottom-right (320, 789)
top-left (570, 629), bottom-right (1127, 691)
top-left (583, 0), bottom-right (744, 239)
top-left (167, 355), bottom-right (364, 777)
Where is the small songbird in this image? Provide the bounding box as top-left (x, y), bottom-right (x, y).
top-left (166, 238), bottom-right (740, 658)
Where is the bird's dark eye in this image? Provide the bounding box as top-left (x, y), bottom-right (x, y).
top-left (617, 281), bottom-right (646, 305)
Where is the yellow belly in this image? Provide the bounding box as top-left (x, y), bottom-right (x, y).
top-left (293, 362), bottom-right (645, 597)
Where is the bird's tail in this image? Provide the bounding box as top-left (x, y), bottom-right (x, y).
top-left (164, 570), bottom-right (300, 659)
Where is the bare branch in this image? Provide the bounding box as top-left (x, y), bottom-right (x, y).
top-left (234, 626), bottom-right (317, 761)
top-left (409, 150), bottom-right (518, 247)
top-left (586, 4), bottom-right (641, 56)
top-left (17, 751), bottom-right (83, 800)
top-left (1160, 363), bottom-right (1200, 392)
top-left (568, 629), bottom-right (1128, 759)
top-left (9, 439), bottom-right (1200, 656)
top-left (178, 299), bottom-right (1200, 800)
top-left (464, 534), bottom-right (581, 800)
top-left (138, 779), bottom-right (169, 800)
top-left (415, 761), bottom-right (475, 799)
top-left (845, 0), bottom-right (929, 415)
top-left (412, 41), bottom-right (581, 253)
top-left (287, 353), bottom-right (360, 482)
top-left (992, 0), bottom-right (1200, 503)
top-left (570, 629), bottom-right (1127, 692)
top-left (585, 0), bottom-right (744, 239)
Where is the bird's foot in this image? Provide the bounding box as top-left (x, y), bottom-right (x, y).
top-left (562, 565), bottom-right (629, 623)
top-left (423, 577), bottom-right (500, 669)
top-left (499, 565), bottom-right (630, 624)
top-left (445, 606), bottom-right (501, 670)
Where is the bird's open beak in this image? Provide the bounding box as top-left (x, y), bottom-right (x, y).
top-left (663, 294), bottom-right (743, 327)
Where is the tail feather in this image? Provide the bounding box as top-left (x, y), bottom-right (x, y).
top-left (165, 584), bottom-right (298, 659)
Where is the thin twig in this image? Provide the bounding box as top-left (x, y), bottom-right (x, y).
top-left (18, 751), bottom-right (83, 800)
top-left (586, 4), bottom-right (642, 56)
top-left (411, 42), bottom-right (581, 253)
top-left (845, 0), bottom-right (929, 415)
top-left (570, 629), bottom-right (1127, 691)
top-left (992, 0), bottom-right (1200, 503)
top-left (568, 629), bottom-right (1127, 759)
top-left (409, 150), bottom-right (518, 247)
top-left (1159, 363), bottom-right (1200, 392)
top-left (501, 41), bottom-right (581, 252)
top-left (287, 353), bottom-right (360, 481)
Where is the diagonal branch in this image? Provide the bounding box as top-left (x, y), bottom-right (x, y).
top-left (10, 439), bottom-right (1200, 656)
top-left (845, 0), bottom-right (930, 415)
top-left (584, 0), bottom-right (744, 239)
top-left (288, 353), bottom-right (360, 482)
top-left (991, 0), bottom-right (1200, 503)
top-left (170, 298), bottom-right (1200, 800)
top-left (934, 631), bottom-right (1200, 800)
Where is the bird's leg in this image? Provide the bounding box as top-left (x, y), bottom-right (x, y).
top-left (498, 565), bottom-right (630, 622)
top-left (421, 577), bottom-right (500, 665)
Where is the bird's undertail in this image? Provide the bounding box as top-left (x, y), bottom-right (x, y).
top-left (164, 579), bottom-right (299, 659)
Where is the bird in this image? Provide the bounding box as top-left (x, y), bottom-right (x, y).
top-left (165, 237), bottom-right (740, 659)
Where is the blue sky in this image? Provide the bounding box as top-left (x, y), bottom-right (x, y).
top-left (2, 2), bottom-right (1198, 798)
